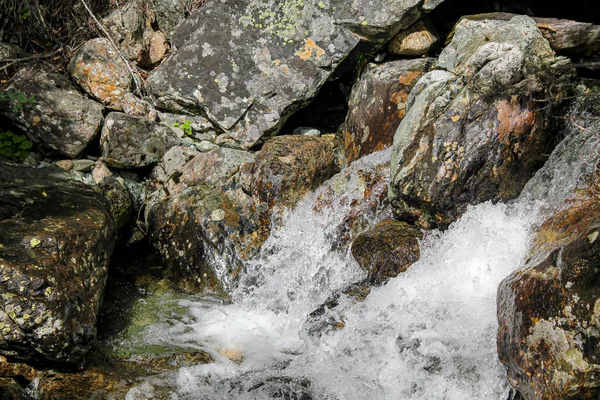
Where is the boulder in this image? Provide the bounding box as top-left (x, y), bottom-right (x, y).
top-left (351, 219), bottom-right (422, 283)
top-left (102, 0), bottom-right (170, 67)
top-left (450, 13), bottom-right (600, 55)
top-left (0, 164), bottom-right (116, 364)
top-left (149, 0), bottom-right (189, 40)
top-left (69, 38), bottom-right (132, 110)
top-left (389, 16), bottom-right (575, 229)
top-left (388, 18), bottom-right (439, 56)
top-left (343, 58), bottom-right (434, 164)
top-left (100, 112), bottom-right (181, 169)
top-left (498, 174), bottom-right (600, 399)
top-left (145, 0), bottom-right (444, 149)
top-left (1, 65), bottom-right (104, 158)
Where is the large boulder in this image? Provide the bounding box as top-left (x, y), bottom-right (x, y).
top-left (69, 38), bottom-right (132, 110)
top-left (100, 112), bottom-right (182, 169)
top-left (1, 65), bottom-right (104, 158)
top-left (389, 16), bottom-right (575, 229)
top-left (343, 58), bottom-right (434, 164)
top-left (145, 0), bottom-right (444, 149)
top-left (0, 164), bottom-right (116, 364)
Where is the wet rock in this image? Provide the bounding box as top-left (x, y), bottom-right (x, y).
top-left (252, 135), bottom-right (335, 212)
top-left (0, 377), bottom-right (25, 399)
top-left (69, 38), bottom-right (132, 110)
top-left (343, 58), bottom-right (434, 164)
top-left (99, 177), bottom-right (133, 231)
top-left (497, 174), bottom-right (600, 400)
top-left (121, 93), bottom-right (158, 121)
top-left (388, 18), bottom-right (439, 56)
top-left (145, 0), bottom-right (443, 149)
top-left (351, 219), bottom-right (422, 283)
top-left (389, 16), bottom-right (575, 229)
top-left (1, 65), bottom-right (104, 158)
top-left (100, 112), bottom-right (181, 169)
top-left (451, 13), bottom-right (600, 55)
top-left (102, 0), bottom-right (170, 67)
top-left (0, 164), bottom-right (117, 364)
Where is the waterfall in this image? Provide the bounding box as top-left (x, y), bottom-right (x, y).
top-left (125, 109), bottom-right (600, 399)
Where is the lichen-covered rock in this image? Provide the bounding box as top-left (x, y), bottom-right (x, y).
top-left (102, 0), bottom-right (170, 67)
top-left (98, 177), bottom-right (133, 231)
top-left (145, 0), bottom-right (444, 149)
top-left (451, 13), bottom-right (600, 55)
top-left (0, 164), bottom-right (117, 364)
top-left (343, 58), bottom-right (434, 164)
top-left (148, 0), bottom-right (189, 40)
top-left (1, 65), bottom-right (104, 158)
top-left (389, 16), bottom-right (575, 229)
top-left (388, 18), bottom-right (439, 56)
top-left (497, 173), bottom-right (600, 400)
top-left (100, 112), bottom-right (181, 169)
top-left (351, 219), bottom-right (422, 283)
top-left (69, 38), bottom-right (132, 110)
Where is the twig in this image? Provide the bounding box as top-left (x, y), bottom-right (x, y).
top-left (79, 0), bottom-right (141, 93)
top-left (0, 49), bottom-right (61, 72)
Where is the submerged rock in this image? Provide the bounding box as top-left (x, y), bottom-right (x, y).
top-left (145, 0), bottom-right (443, 148)
top-left (351, 219), bottom-right (422, 283)
top-left (0, 164), bottom-right (116, 364)
top-left (69, 38), bottom-right (132, 110)
top-left (343, 58), bottom-right (434, 164)
top-left (2, 65), bottom-right (104, 158)
top-left (389, 16), bottom-right (575, 229)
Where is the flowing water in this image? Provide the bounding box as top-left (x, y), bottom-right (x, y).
top-left (123, 106), bottom-right (600, 399)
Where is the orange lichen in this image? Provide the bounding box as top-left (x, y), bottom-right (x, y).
top-left (296, 38), bottom-right (325, 60)
top-left (398, 71), bottom-right (421, 85)
top-left (496, 97), bottom-right (535, 142)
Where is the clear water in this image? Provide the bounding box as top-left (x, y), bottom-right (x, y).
top-left (125, 106), bottom-right (599, 399)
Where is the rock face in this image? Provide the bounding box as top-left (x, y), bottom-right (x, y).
top-left (2, 65), bottom-right (104, 158)
top-left (69, 38), bottom-right (132, 110)
top-left (145, 0), bottom-right (444, 149)
top-left (343, 58), bottom-right (434, 164)
top-left (0, 164), bottom-right (116, 364)
top-left (100, 112), bottom-right (181, 169)
top-left (351, 219), bottom-right (422, 283)
top-left (498, 174), bottom-right (600, 399)
top-left (389, 16), bottom-right (574, 229)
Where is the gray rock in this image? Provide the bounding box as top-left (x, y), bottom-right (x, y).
top-left (121, 93), bottom-right (158, 121)
top-left (100, 112), bottom-right (182, 169)
top-left (0, 163), bottom-right (116, 364)
top-left (72, 159), bottom-right (97, 172)
top-left (389, 16), bottom-right (575, 229)
top-left (145, 0), bottom-right (443, 149)
top-left (148, 0), bottom-right (189, 40)
top-left (293, 126), bottom-right (321, 137)
top-left (2, 65), bottom-right (104, 158)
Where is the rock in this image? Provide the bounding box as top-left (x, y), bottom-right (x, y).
top-left (157, 112), bottom-right (216, 139)
top-left (450, 13), bottom-right (600, 55)
top-left (99, 177), bottom-right (133, 231)
top-left (498, 173), bottom-right (600, 399)
top-left (388, 18), bottom-right (439, 56)
top-left (196, 141), bottom-right (220, 152)
top-left (150, 145), bottom-right (201, 182)
top-left (343, 58), bottom-right (434, 164)
top-left (121, 93), bottom-right (158, 121)
top-left (351, 219), bottom-right (422, 283)
top-left (72, 159), bottom-right (97, 172)
top-left (145, 0), bottom-right (444, 149)
top-left (92, 160), bottom-right (113, 185)
top-left (55, 160), bottom-right (73, 171)
top-left (293, 127), bottom-right (321, 137)
top-left (100, 112), bottom-right (181, 169)
top-left (0, 377), bottom-right (25, 399)
top-left (102, 0), bottom-right (170, 67)
top-left (148, 0), bottom-right (189, 40)
top-left (0, 164), bottom-right (117, 364)
top-left (389, 16), bottom-right (575, 229)
top-left (146, 147), bottom-right (260, 295)
top-left (69, 38), bottom-right (132, 110)
top-left (2, 65), bottom-right (104, 158)
top-left (252, 135), bottom-right (335, 213)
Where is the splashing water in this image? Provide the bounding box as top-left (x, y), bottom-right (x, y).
top-left (127, 121), bottom-right (599, 399)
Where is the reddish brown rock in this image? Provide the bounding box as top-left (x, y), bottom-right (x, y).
top-left (351, 220), bottom-right (422, 283)
top-left (343, 58), bottom-right (434, 164)
top-left (69, 38), bottom-right (132, 110)
top-left (497, 171), bottom-right (600, 399)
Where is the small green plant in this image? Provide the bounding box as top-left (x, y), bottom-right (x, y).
top-left (173, 121), bottom-right (193, 137)
top-left (0, 90), bottom-right (36, 112)
top-left (0, 131), bottom-right (33, 161)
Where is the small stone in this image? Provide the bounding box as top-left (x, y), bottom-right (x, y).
top-left (293, 127), bottom-right (321, 137)
top-left (55, 160), bottom-right (74, 171)
top-left (92, 161), bottom-right (113, 185)
top-left (196, 141), bottom-right (220, 152)
top-left (71, 159), bottom-right (96, 172)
